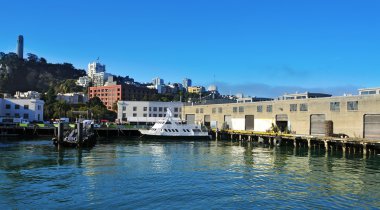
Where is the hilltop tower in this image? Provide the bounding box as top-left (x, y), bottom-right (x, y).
top-left (17, 35), bottom-right (24, 59)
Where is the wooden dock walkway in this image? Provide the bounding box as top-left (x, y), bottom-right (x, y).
top-left (214, 130), bottom-right (380, 156)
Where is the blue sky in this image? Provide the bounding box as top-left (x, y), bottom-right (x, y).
top-left (1, 0), bottom-right (379, 97)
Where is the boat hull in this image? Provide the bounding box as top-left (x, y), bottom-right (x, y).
top-left (52, 133), bottom-right (97, 148)
top-left (140, 134), bottom-right (211, 140)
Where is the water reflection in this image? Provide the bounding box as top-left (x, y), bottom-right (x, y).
top-left (1, 139), bottom-right (380, 209)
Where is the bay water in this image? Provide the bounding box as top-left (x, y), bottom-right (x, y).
top-left (0, 138), bottom-right (379, 209)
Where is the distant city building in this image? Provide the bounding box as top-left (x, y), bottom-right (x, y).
top-left (152, 77), bottom-right (164, 86)
top-left (56, 92), bottom-right (88, 104)
top-left (280, 92), bottom-right (332, 100)
top-left (88, 84), bottom-right (157, 110)
top-left (17, 35), bottom-right (24, 59)
top-left (87, 62), bottom-right (106, 79)
top-left (104, 75), bottom-right (118, 86)
top-left (92, 72), bottom-right (111, 87)
top-left (168, 83), bottom-right (182, 94)
top-left (187, 86), bottom-right (205, 94)
top-left (76, 76), bottom-right (90, 87)
top-left (183, 78), bottom-right (192, 90)
top-left (0, 98), bottom-right (44, 122)
top-left (14, 91), bottom-right (41, 99)
top-left (359, 87), bottom-right (380, 95)
top-left (117, 101), bottom-right (183, 124)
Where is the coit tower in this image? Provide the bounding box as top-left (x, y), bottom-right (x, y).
top-left (17, 35), bottom-right (24, 59)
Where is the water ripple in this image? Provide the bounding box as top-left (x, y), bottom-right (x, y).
top-left (1, 139), bottom-right (380, 209)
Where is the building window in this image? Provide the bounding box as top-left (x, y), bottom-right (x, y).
top-left (164, 107), bottom-right (168, 112)
top-left (330, 102), bottom-right (340, 112)
top-left (23, 113), bottom-right (29, 119)
top-left (122, 106), bottom-right (126, 111)
top-left (300, 103), bottom-right (308, 111)
top-left (233, 107), bottom-right (238, 113)
top-left (347, 101), bottom-right (358, 111)
top-left (24, 105), bottom-right (29, 110)
top-left (159, 107), bottom-right (163, 112)
top-left (122, 113), bottom-right (126, 118)
top-left (174, 107), bottom-right (179, 112)
top-left (15, 113), bottom-right (20, 118)
top-left (15, 105), bottom-right (20, 109)
top-left (200, 108), bottom-right (204, 113)
top-left (149, 114), bottom-right (152, 117)
top-left (174, 114), bottom-right (178, 118)
top-left (143, 113), bottom-right (147, 117)
top-left (290, 104), bottom-right (297, 112)
top-left (361, 90), bottom-right (376, 95)
top-left (149, 107), bottom-right (152, 111)
top-left (5, 104), bottom-right (10, 109)
top-left (153, 107), bottom-right (157, 111)
top-left (212, 108), bottom-right (216, 113)
top-left (257, 105), bottom-right (263, 112)
top-left (218, 107), bottom-right (223, 113)
top-left (143, 107), bottom-right (147, 111)
top-left (133, 106), bottom-right (137, 111)
top-left (153, 114), bottom-right (157, 117)
top-left (266, 105), bottom-right (272, 112)
top-left (133, 113), bottom-right (137, 117)
top-left (159, 114), bottom-right (162, 117)
top-left (239, 106), bottom-right (244, 113)
top-left (196, 108), bottom-right (199, 113)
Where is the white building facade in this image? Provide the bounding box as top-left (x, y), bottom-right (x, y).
top-left (0, 98), bottom-right (44, 122)
top-left (14, 91), bottom-right (41, 99)
top-left (87, 62), bottom-right (106, 80)
top-left (76, 76), bottom-right (90, 87)
top-left (117, 101), bottom-right (183, 124)
top-left (56, 92), bottom-right (88, 104)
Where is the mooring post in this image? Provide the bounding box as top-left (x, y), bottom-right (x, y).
top-left (215, 131), bottom-right (219, 140)
top-left (342, 142), bottom-right (346, 155)
top-left (362, 143), bottom-right (367, 156)
top-left (77, 122), bottom-right (83, 147)
top-left (58, 123), bottom-right (64, 144)
top-left (324, 140), bottom-right (329, 151)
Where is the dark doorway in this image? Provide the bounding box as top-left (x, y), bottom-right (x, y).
top-left (276, 114), bottom-right (288, 132)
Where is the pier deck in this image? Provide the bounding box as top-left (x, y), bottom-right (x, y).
top-left (215, 129), bottom-right (380, 155)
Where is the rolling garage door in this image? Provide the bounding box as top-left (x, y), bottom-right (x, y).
top-left (276, 114), bottom-right (288, 121)
top-left (310, 114), bottom-right (326, 136)
top-left (224, 115), bottom-right (232, 130)
top-left (204, 115), bottom-right (210, 127)
top-left (364, 115), bottom-right (380, 140)
top-left (245, 115), bottom-right (254, 130)
top-left (186, 114), bottom-right (195, 125)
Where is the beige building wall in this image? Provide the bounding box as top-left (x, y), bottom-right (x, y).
top-left (182, 94), bottom-right (380, 138)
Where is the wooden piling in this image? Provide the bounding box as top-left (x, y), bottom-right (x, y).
top-left (324, 140), bottom-right (329, 151)
top-left (58, 123), bottom-right (64, 144)
top-left (77, 122), bottom-right (83, 147)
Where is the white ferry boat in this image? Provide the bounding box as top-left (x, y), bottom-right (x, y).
top-left (139, 109), bottom-right (211, 140)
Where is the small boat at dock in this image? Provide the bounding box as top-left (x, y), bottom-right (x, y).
top-left (52, 120), bottom-right (97, 148)
top-left (139, 109), bottom-right (211, 140)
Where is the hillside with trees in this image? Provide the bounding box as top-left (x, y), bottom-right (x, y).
top-left (0, 52), bottom-right (86, 94)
